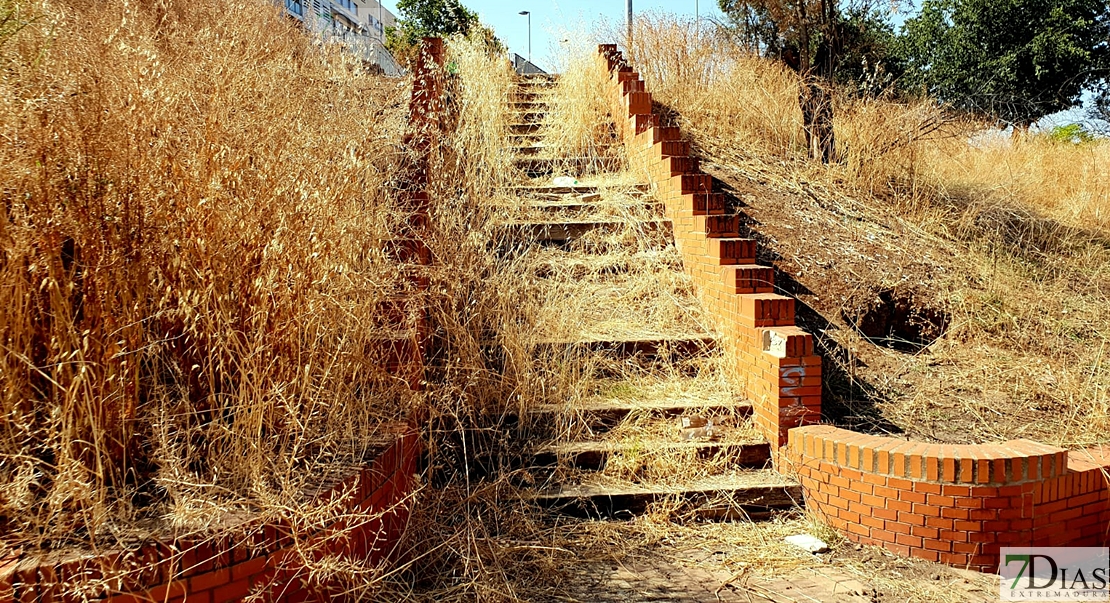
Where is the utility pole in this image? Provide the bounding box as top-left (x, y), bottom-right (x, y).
top-left (378, 0), bottom-right (384, 43)
top-left (626, 0), bottom-right (632, 52)
top-left (695, 0), bottom-right (699, 46)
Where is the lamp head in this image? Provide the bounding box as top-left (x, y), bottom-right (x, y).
top-left (519, 10), bottom-right (529, 15)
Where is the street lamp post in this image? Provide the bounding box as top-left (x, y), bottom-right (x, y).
top-left (626, 0), bottom-right (632, 51)
top-left (519, 10), bottom-right (531, 63)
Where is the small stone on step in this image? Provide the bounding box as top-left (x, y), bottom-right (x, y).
top-left (785, 534), bottom-right (830, 554)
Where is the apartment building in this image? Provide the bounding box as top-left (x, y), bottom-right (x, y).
top-left (282, 0), bottom-right (402, 74)
top-left (282, 0), bottom-right (396, 43)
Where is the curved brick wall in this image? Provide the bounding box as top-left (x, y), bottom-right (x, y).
top-left (597, 43), bottom-right (1110, 571)
top-left (787, 425), bottom-right (1110, 570)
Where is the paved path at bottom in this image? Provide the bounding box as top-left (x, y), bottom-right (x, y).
top-left (558, 555), bottom-right (875, 602)
top-left (546, 538), bottom-right (998, 603)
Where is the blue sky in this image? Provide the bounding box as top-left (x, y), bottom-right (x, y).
top-left (379, 1), bottom-right (725, 70)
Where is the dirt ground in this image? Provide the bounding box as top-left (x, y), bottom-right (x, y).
top-left (502, 515), bottom-right (998, 603)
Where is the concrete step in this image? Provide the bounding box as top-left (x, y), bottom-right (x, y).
top-left (479, 335), bottom-right (718, 376)
top-left (512, 145), bottom-right (546, 157)
top-left (514, 111), bottom-right (547, 124)
top-left (503, 184), bottom-right (651, 197)
top-left (514, 157), bottom-right (623, 177)
top-left (508, 134), bottom-right (544, 147)
top-left (525, 249), bottom-right (684, 282)
top-left (509, 199), bottom-right (664, 214)
top-left (512, 145), bottom-right (618, 159)
top-left (532, 472), bottom-right (802, 520)
top-left (516, 75), bottom-right (558, 87)
top-left (528, 334), bottom-right (717, 361)
top-left (532, 439), bottom-right (771, 471)
top-left (509, 123), bottom-right (543, 135)
top-left (529, 398), bottom-right (752, 429)
top-left (511, 92), bottom-right (552, 106)
top-left (500, 219), bottom-right (670, 244)
top-left (510, 100), bottom-right (549, 111)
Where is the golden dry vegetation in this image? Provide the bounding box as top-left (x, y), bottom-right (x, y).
top-left (0, 0), bottom-right (413, 557)
top-left (2, 3), bottom-right (1106, 601)
top-left (625, 15), bottom-right (1110, 447)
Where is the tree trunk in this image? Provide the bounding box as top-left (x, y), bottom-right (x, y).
top-left (800, 78), bottom-right (835, 163)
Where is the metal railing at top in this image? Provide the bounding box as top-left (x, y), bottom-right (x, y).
top-left (323, 29), bottom-right (404, 77)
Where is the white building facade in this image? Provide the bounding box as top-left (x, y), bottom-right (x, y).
top-left (281, 0), bottom-right (402, 74)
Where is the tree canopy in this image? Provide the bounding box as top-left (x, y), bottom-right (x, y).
top-left (385, 0), bottom-right (482, 63)
top-left (394, 0), bottom-right (477, 38)
top-left (899, 0), bottom-right (1110, 126)
top-left (717, 1), bottom-right (901, 161)
top-left (717, 0), bottom-right (902, 89)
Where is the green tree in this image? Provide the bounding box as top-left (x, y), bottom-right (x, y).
top-left (1090, 83), bottom-right (1110, 131)
top-left (899, 0), bottom-right (1110, 127)
top-left (834, 7), bottom-right (906, 97)
top-left (718, 1), bottom-right (902, 162)
top-left (385, 0), bottom-right (480, 64)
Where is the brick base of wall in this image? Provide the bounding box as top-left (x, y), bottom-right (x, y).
top-left (1, 426), bottom-right (421, 603)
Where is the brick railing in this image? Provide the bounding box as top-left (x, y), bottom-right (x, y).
top-left (596, 44), bottom-right (1110, 571)
top-left (1, 429), bottom-right (421, 602)
top-left (597, 44), bottom-right (821, 448)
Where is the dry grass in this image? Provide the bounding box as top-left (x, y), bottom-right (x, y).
top-left (624, 14), bottom-right (1110, 446)
top-left (385, 30), bottom-right (793, 602)
top-left (360, 22), bottom-right (1031, 603)
top-left (538, 52), bottom-right (619, 163)
top-left (6, 4), bottom-right (1094, 599)
top-left (626, 15), bottom-right (1110, 235)
top-left (922, 135), bottom-right (1110, 233)
top-left (0, 0), bottom-right (413, 563)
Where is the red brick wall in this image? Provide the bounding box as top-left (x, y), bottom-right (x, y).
top-left (598, 44), bottom-right (1110, 571)
top-left (787, 425), bottom-right (1110, 570)
top-left (1, 428), bottom-right (421, 603)
top-left (596, 45), bottom-right (822, 448)
top-left (381, 37), bottom-right (443, 391)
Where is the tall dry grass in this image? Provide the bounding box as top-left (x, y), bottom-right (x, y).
top-left (624, 14), bottom-right (1110, 446)
top-left (0, 0), bottom-right (412, 550)
top-left (539, 49), bottom-right (618, 161)
top-left (626, 14), bottom-right (1110, 234)
top-left (385, 31), bottom-right (755, 601)
top-left (922, 135), bottom-right (1110, 233)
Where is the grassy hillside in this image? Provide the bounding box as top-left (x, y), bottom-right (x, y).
top-left (0, 0), bottom-right (410, 549)
top-left (629, 16), bottom-right (1110, 446)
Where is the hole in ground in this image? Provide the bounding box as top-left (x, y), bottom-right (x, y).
top-left (841, 288), bottom-right (949, 353)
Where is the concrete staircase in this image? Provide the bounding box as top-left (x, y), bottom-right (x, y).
top-left (503, 74), bottom-right (801, 521)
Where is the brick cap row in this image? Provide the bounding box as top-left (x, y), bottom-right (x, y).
top-left (786, 424), bottom-right (1089, 485)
